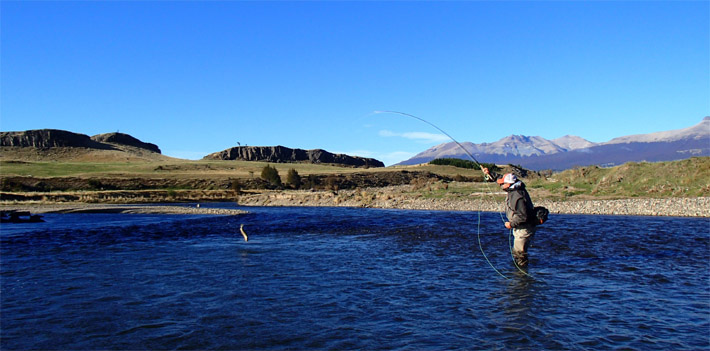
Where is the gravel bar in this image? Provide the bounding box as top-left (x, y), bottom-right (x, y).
top-left (2, 191), bottom-right (708, 218)
top-left (0, 204), bottom-right (247, 215)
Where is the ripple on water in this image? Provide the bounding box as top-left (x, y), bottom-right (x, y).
top-left (1, 209), bottom-right (708, 350)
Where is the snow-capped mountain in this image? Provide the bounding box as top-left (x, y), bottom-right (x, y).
top-left (398, 117), bottom-right (710, 170)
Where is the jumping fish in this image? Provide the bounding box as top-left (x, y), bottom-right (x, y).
top-left (240, 224), bottom-right (248, 242)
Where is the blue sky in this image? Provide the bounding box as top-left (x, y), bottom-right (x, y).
top-left (2, 1), bottom-right (708, 165)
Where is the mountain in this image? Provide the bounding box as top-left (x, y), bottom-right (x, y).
top-left (551, 135), bottom-right (597, 150)
top-left (605, 118), bottom-right (708, 144)
top-left (398, 117), bottom-right (710, 170)
top-left (204, 145), bottom-right (385, 168)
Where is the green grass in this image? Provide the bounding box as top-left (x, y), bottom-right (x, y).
top-left (0, 161), bottom-right (151, 177)
top-left (0, 159), bottom-right (387, 178)
top-left (2, 156), bottom-right (708, 199)
top-left (527, 157), bottom-right (710, 198)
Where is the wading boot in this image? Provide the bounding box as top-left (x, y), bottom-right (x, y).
top-left (514, 253), bottom-right (528, 269)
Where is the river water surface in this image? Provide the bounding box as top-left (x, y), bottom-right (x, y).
top-left (1, 205), bottom-right (709, 350)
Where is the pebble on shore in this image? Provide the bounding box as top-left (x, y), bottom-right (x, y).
top-left (0, 204), bottom-right (247, 216)
top-left (2, 188), bottom-right (708, 218)
top-left (233, 187), bottom-right (710, 218)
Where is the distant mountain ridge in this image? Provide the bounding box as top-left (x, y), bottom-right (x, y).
top-left (399, 117), bottom-right (710, 170)
top-left (0, 128), bottom-right (385, 167)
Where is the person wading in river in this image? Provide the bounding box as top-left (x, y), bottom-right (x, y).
top-left (482, 168), bottom-right (537, 268)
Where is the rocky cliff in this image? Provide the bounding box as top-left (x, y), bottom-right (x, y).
top-left (0, 129), bottom-right (110, 149)
top-left (204, 145), bottom-right (384, 168)
top-left (1, 129), bottom-right (161, 154)
top-left (91, 132), bottom-right (161, 153)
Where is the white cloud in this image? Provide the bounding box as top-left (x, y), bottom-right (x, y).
top-left (379, 129), bottom-right (450, 144)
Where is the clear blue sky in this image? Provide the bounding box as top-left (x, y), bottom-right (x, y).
top-left (2, 1), bottom-right (708, 165)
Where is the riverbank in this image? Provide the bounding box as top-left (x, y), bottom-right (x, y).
top-left (0, 203), bottom-right (247, 216)
top-left (2, 185), bottom-right (708, 217)
top-left (234, 187), bottom-right (710, 217)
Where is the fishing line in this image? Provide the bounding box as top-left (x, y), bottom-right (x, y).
top-left (373, 111), bottom-right (485, 168)
top-left (372, 110), bottom-right (515, 279)
top-left (477, 212), bottom-right (509, 279)
top-left (509, 228), bottom-right (535, 277)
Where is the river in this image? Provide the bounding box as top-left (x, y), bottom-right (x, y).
top-left (1, 205), bottom-right (708, 350)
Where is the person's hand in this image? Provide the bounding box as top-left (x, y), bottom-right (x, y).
top-left (504, 222), bottom-right (511, 229)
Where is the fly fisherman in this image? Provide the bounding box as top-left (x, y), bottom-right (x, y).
top-left (482, 168), bottom-right (537, 268)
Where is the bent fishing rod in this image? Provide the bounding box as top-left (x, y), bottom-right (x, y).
top-left (373, 110), bottom-right (487, 174)
top-left (372, 110), bottom-right (519, 279)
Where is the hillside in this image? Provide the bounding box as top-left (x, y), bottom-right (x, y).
top-left (0, 129), bottom-right (172, 162)
top-left (0, 129), bottom-right (386, 168)
top-left (0, 154), bottom-right (707, 202)
top-left (528, 157), bottom-right (710, 199)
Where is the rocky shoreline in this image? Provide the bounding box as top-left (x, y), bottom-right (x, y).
top-left (1, 203), bottom-right (247, 216)
top-left (2, 185), bottom-right (708, 217)
top-left (234, 187), bottom-right (710, 217)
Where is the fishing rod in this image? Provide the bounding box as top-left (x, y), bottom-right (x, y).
top-left (373, 110), bottom-right (487, 173)
top-left (372, 110), bottom-right (517, 279)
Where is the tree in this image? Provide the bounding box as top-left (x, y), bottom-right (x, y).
top-left (260, 165), bottom-right (282, 187)
top-left (286, 168), bottom-right (302, 189)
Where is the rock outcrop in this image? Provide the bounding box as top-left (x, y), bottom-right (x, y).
top-left (1, 129), bottom-right (110, 149)
top-left (1, 129), bottom-right (161, 154)
top-left (91, 132), bottom-right (161, 153)
top-left (204, 145), bottom-right (384, 168)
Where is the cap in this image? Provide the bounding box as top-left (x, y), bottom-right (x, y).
top-left (496, 173), bottom-right (518, 185)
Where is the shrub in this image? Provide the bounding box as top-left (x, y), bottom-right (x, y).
top-left (286, 168), bottom-right (302, 189)
top-left (453, 174), bottom-right (468, 182)
top-left (325, 176), bottom-right (339, 191)
top-left (429, 158), bottom-right (500, 172)
top-left (88, 179), bottom-right (104, 190)
top-left (260, 165), bottom-right (282, 187)
top-left (303, 174), bottom-right (319, 189)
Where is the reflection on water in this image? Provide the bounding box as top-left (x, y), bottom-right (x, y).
top-left (1, 205), bottom-right (708, 350)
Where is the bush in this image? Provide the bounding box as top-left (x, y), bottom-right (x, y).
top-left (286, 168), bottom-right (302, 189)
top-left (88, 179), bottom-right (104, 190)
top-left (260, 165), bottom-right (282, 187)
top-left (303, 174), bottom-right (319, 189)
top-left (429, 158), bottom-right (499, 172)
top-left (325, 176), bottom-right (339, 191)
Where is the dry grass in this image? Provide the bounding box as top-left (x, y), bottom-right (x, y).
top-left (1, 146), bottom-right (708, 202)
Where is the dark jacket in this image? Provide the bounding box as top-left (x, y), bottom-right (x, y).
top-left (505, 183), bottom-right (535, 228)
top-left (489, 172), bottom-right (535, 228)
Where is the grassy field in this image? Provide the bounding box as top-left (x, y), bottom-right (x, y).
top-left (387, 157), bottom-right (710, 200)
top-left (1, 149), bottom-right (708, 200)
top-left (0, 160), bottom-right (373, 178)
top-left (0, 158), bottom-right (487, 182)
top-left (529, 157), bottom-right (710, 199)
